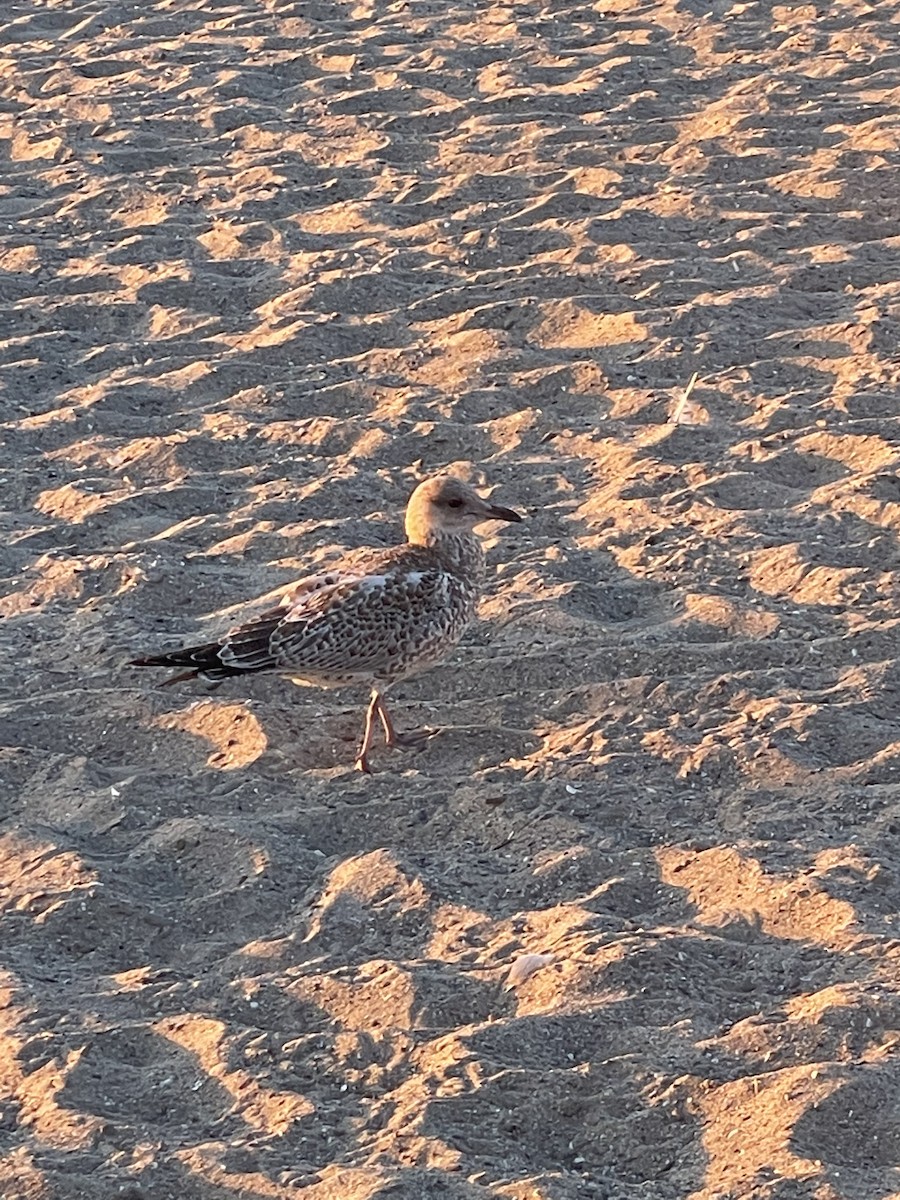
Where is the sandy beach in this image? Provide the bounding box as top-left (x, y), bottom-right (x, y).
top-left (2, 0), bottom-right (900, 1196)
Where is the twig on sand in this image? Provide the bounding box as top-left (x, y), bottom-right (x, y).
top-left (669, 370), bottom-right (700, 425)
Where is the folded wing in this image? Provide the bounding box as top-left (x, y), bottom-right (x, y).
top-left (133, 563), bottom-right (470, 686)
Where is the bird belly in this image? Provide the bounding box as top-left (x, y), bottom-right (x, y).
top-left (283, 671), bottom-right (365, 689)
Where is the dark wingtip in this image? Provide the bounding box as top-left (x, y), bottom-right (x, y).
top-left (130, 657), bottom-right (202, 685)
top-left (157, 669), bottom-right (203, 688)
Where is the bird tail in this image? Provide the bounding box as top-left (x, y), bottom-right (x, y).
top-left (129, 641), bottom-right (236, 685)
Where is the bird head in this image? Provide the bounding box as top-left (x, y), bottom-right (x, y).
top-left (405, 475), bottom-right (522, 544)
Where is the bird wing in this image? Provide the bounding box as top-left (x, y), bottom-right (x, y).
top-left (216, 564), bottom-right (467, 678)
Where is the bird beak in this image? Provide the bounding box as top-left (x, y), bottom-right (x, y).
top-left (482, 501), bottom-right (523, 524)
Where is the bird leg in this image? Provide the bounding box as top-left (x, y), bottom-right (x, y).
top-left (355, 689), bottom-right (381, 773)
top-left (375, 695), bottom-right (436, 750)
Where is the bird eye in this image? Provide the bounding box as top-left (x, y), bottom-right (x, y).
top-left (446, 498), bottom-right (464, 509)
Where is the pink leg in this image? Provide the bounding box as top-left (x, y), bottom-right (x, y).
top-left (355, 689), bottom-right (381, 773)
top-left (376, 695), bottom-right (435, 750)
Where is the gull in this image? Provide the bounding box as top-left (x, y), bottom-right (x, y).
top-left (130, 474), bottom-right (522, 771)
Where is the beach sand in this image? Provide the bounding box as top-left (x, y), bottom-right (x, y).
top-left (2, 1), bottom-right (900, 1196)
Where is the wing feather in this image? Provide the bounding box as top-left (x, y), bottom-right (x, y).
top-left (135, 547), bottom-right (474, 684)
top-left (217, 566), bottom-right (470, 680)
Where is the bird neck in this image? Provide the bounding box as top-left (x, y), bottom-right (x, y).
top-left (414, 530), bottom-right (486, 583)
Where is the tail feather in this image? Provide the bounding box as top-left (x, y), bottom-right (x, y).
top-left (130, 606), bottom-right (285, 686)
top-left (129, 640), bottom-right (238, 682)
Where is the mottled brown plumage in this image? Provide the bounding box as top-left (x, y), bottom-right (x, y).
top-left (130, 475), bottom-right (521, 771)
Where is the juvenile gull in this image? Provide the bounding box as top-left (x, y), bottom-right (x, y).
top-left (130, 475), bottom-right (522, 772)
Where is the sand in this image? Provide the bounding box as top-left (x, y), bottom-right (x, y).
top-left (2, 0), bottom-right (900, 1197)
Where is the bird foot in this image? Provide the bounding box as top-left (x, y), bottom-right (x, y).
top-left (386, 726), bottom-right (439, 751)
top-left (353, 731), bottom-right (435, 773)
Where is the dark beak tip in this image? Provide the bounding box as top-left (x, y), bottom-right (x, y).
top-left (490, 505), bottom-right (523, 523)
